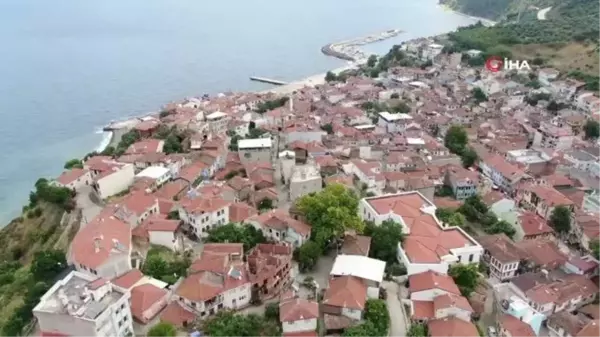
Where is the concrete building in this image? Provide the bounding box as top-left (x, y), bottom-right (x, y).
top-left (135, 166), bottom-right (172, 187)
top-left (246, 209), bottom-right (311, 248)
top-left (443, 165), bottom-right (479, 200)
top-left (238, 138), bottom-right (272, 164)
top-left (479, 155), bottom-right (526, 194)
top-left (377, 111), bottom-right (413, 133)
top-left (517, 184), bottom-right (574, 220)
top-left (289, 164), bottom-right (322, 202)
top-left (205, 111), bottom-right (230, 135)
top-left (54, 168), bottom-right (93, 191)
top-left (33, 271), bottom-right (133, 337)
top-left (532, 120), bottom-right (574, 151)
top-left (91, 162), bottom-right (136, 199)
top-left (359, 192), bottom-right (483, 275)
top-left (564, 149), bottom-right (600, 179)
top-left (278, 150), bottom-right (296, 184)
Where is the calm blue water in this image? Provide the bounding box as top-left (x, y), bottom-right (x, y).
top-left (0, 0), bottom-right (477, 224)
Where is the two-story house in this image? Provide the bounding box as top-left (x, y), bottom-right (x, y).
top-left (479, 234), bottom-right (521, 281)
top-left (443, 164), bottom-right (479, 200)
top-left (479, 155), bottom-right (526, 194)
top-left (178, 193), bottom-right (231, 238)
top-left (517, 184), bottom-right (574, 220)
top-left (246, 209), bottom-right (311, 248)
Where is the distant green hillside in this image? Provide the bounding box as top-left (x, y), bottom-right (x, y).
top-left (443, 0), bottom-right (559, 20)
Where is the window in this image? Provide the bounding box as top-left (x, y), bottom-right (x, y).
top-left (457, 255), bottom-right (462, 262)
top-left (468, 254), bottom-right (473, 262)
top-left (244, 152), bottom-right (251, 158)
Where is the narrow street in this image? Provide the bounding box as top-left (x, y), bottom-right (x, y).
top-left (383, 281), bottom-right (409, 336)
top-left (75, 185), bottom-right (103, 229)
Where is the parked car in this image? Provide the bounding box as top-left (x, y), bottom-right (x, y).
top-left (487, 326), bottom-right (498, 337)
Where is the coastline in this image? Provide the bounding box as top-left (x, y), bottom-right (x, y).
top-left (438, 4), bottom-right (497, 26)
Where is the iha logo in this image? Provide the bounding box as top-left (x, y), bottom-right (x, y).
top-left (485, 56), bottom-right (531, 72)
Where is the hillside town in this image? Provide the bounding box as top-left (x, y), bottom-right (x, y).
top-left (32, 37), bottom-right (600, 337)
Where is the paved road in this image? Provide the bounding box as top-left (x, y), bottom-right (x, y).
top-left (537, 7), bottom-right (552, 20)
top-left (383, 281), bottom-right (408, 336)
top-left (75, 185), bottom-right (103, 229)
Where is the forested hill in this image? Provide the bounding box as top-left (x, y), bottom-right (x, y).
top-left (442, 0), bottom-right (599, 82)
top-left (442, 0), bottom-right (559, 20)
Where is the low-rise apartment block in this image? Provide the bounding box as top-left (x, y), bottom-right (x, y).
top-left (33, 271), bottom-right (134, 337)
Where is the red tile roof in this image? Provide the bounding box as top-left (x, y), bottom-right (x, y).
top-left (499, 314), bottom-right (536, 337)
top-left (229, 202), bottom-right (258, 223)
top-left (518, 211), bottom-right (554, 237)
top-left (526, 185), bottom-right (574, 207)
top-left (408, 270), bottom-right (460, 295)
top-left (282, 331), bottom-right (318, 337)
top-left (577, 320), bottom-right (600, 337)
top-left (126, 139), bottom-right (163, 155)
top-left (130, 284), bottom-right (168, 323)
top-left (428, 317), bottom-right (479, 337)
top-left (411, 300), bottom-right (434, 320)
top-left (70, 216), bottom-right (131, 269)
top-left (322, 276), bottom-right (367, 310)
top-left (247, 209), bottom-right (311, 236)
top-left (111, 269), bottom-right (144, 289)
top-left (367, 192), bottom-right (476, 263)
top-left (160, 301), bottom-right (196, 327)
top-left (280, 297), bottom-right (319, 322)
top-left (433, 293), bottom-right (473, 313)
top-left (180, 195), bottom-right (231, 215)
top-left (56, 168), bottom-right (89, 185)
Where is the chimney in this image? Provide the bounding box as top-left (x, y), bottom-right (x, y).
top-left (93, 237), bottom-right (102, 253)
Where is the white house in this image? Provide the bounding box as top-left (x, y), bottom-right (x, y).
top-left (69, 215), bottom-right (132, 279)
top-left (279, 291), bottom-right (319, 335)
top-left (178, 193), bottom-right (231, 238)
top-left (479, 234), bottom-right (521, 281)
top-left (289, 164), bottom-right (323, 202)
top-left (136, 166), bottom-right (172, 187)
top-left (54, 168), bottom-right (93, 191)
top-left (329, 254), bottom-right (385, 299)
top-left (246, 209), bottom-right (311, 248)
top-left (408, 270), bottom-right (461, 301)
top-left (33, 271), bottom-right (134, 337)
top-left (359, 192), bottom-right (483, 276)
top-left (238, 138), bottom-right (272, 164)
top-left (205, 111), bottom-right (230, 135)
top-left (92, 163), bottom-right (135, 199)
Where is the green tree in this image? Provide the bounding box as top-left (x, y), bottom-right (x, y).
top-left (590, 239), bottom-right (600, 260)
top-left (257, 198), bottom-right (274, 211)
top-left (203, 311), bottom-right (279, 336)
top-left (407, 323), bottom-right (428, 337)
top-left (364, 220), bottom-right (405, 265)
top-left (325, 71), bottom-right (337, 82)
top-left (363, 299), bottom-right (389, 334)
top-left (320, 123), bottom-right (334, 134)
top-left (485, 220), bottom-right (516, 239)
top-left (471, 87), bottom-right (488, 103)
top-left (448, 263), bottom-right (480, 297)
top-left (448, 212), bottom-right (466, 228)
top-left (31, 250), bottom-right (66, 281)
top-left (206, 223), bottom-right (266, 252)
top-left (435, 208), bottom-right (455, 223)
top-left (444, 125), bottom-right (469, 155)
top-left (142, 254), bottom-right (169, 280)
top-left (343, 321), bottom-right (380, 337)
top-left (224, 170), bottom-right (239, 180)
top-left (64, 158), bottom-right (83, 169)
top-left (367, 54), bottom-right (378, 67)
top-left (147, 322), bottom-right (177, 336)
top-left (293, 240), bottom-right (322, 272)
top-left (163, 134), bottom-right (183, 154)
top-left (167, 210), bottom-right (180, 220)
top-left (264, 302), bottom-right (280, 321)
top-left (296, 184), bottom-right (363, 248)
top-left (390, 92), bottom-right (400, 99)
top-left (461, 147), bottom-right (479, 168)
top-left (549, 205), bottom-right (572, 234)
top-left (584, 120), bottom-right (600, 140)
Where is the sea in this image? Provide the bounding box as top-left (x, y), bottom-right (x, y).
top-left (0, 0), bottom-right (479, 225)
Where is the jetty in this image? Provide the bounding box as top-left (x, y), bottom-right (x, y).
top-left (322, 29), bottom-right (403, 61)
top-left (250, 76), bottom-right (287, 85)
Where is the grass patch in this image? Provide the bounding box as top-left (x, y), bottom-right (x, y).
top-left (510, 42), bottom-right (599, 76)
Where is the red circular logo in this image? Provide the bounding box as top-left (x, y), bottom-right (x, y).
top-left (485, 56), bottom-right (503, 72)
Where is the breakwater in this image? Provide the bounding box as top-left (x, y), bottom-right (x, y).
top-left (321, 29), bottom-right (402, 61)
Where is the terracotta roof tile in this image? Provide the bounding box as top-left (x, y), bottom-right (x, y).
top-left (279, 297), bottom-right (319, 322)
top-left (428, 317), bottom-right (479, 337)
top-left (160, 301), bottom-right (196, 327)
top-left (518, 211), bottom-right (554, 237)
top-left (411, 300), bottom-right (434, 320)
top-left (70, 216), bottom-right (131, 269)
top-left (112, 269), bottom-right (144, 289)
top-left (499, 314), bottom-right (536, 337)
top-left (322, 276), bottom-right (367, 310)
top-left (229, 202), bottom-right (258, 223)
top-left (56, 168), bottom-right (89, 185)
top-left (130, 284), bottom-right (168, 323)
top-left (408, 270), bottom-right (460, 295)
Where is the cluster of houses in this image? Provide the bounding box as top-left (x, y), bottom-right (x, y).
top-left (35, 36), bottom-right (600, 337)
